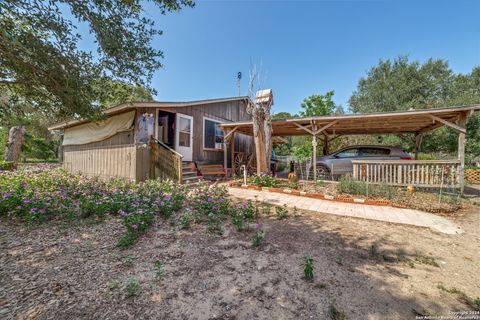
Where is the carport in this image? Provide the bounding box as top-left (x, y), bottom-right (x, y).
top-left (221, 105), bottom-right (480, 192)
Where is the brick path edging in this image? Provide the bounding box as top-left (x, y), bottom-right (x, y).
top-left (230, 183), bottom-right (407, 209)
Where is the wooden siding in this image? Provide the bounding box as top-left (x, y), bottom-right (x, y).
top-left (63, 143), bottom-right (136, 181)
top-left (61, 99), bottom-right (254, 182)
top-left (135, 144), bottom-right (151, 182)
top-left (157, 100), bottom-right (253, 164)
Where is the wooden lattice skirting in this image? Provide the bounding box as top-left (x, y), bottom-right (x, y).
top-left (465, 169), bottom-right (480, 184)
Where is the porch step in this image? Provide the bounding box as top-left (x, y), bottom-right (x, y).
top-left (182, 175), bottom-right (203, 184)
top-left (182, 171), bottom-right (197, 178)
top-left (181, 161), bottom-right (202, 184)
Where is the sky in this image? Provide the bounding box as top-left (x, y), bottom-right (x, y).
top-left (143, 0), bottom-right (479, 114)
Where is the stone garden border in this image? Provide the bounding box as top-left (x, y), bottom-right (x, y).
top-left (228, 182), bottom-right (407, 209)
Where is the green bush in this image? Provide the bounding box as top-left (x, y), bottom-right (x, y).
top-left (180, 211), bottom-right (192, 229)
top-left (276, 205), bottom-right (289, 220)
top-left (303, 256), bottom-right (314, 280)
top-left (0, 161), bottom-right (15, 171)
top-left (0, 168), bottom-right (236, 247)
top-left (276, 162), bottom-right (287, 172)
top-left (189, 182), bottom-right (231, 234)
top-left (231, 200), bottom-right (256, 231)
top-left (252, 227), bottom-right (265, 247)
top-left (249, 174), bottom-right (278, 188)
top-left (417, 153), bottom-right (436, 160)
top-left (337, 176), bottom-right (397, 199)
top-left (125, 278), bottom-right (141, 298)
top-left (0, 168), bottom-right (189, 248)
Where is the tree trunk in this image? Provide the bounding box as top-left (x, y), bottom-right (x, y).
top-left (252, 110), bottom-right (269, 175)
top-left (322, 134), bottom-right (329, 155)
top-left (263, 107), bottom-right (273, 173)
top-left (5, 126), bottom-right (25, 163)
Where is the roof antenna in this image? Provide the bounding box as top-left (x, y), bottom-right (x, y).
top-left (237, 72), bottom-right (242, 96)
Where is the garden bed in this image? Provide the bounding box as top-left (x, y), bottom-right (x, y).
top-left (1, 198), bottom-right (479, 319)
top-left (1, 166), bottom-right (479, 319)
top-left (230, 176), bottom-right (465, 214)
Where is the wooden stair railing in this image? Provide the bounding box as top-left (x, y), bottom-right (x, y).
top-left (150, 138), bottom-right (183, 183)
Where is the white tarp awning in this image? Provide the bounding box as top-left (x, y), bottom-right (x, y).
top-left (63, 111), bottom-right (135, 146)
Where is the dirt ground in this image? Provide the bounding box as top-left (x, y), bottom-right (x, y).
top-left (1, 201), bottom-right (479, 319)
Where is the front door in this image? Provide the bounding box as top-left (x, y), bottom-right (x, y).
top-left (175, 113), bottom-right (193, 161)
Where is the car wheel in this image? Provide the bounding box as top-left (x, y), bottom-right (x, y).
top-left (315, 165), bottom-right (330, 180)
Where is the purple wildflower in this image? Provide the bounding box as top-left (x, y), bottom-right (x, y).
top-left (118, 209), bottom-right (128, 216)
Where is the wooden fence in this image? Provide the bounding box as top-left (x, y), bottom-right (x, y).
top-left (352, 160), bottom-right (461, 188)
top-left (150, 138), bottom-right (183, 183)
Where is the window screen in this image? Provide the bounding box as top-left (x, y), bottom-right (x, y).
top-left (204, 118), bottom-right (224, 149)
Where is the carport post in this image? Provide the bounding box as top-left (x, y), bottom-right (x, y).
top-left (457, 113), bottom-right (467, 194)
top-left (292, 120), bottom-right (337, 182)
top-left (230, 131), bottom-right (235, 176)
top-left (223, 142), bottom-right (228, 174)
top-left (312, 134), bottom-right (317, 181)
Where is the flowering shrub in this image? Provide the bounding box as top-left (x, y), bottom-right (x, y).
top-left (0, 167), bottom-right (242, 246)
top-left (0, 168), bottom-right (188, 248)
top-left (189, 182), bottom-right (231, 233)
top-left (249, 174), bottom-right (278, 188)
top-left (231, 200), bottom-right (256, 231)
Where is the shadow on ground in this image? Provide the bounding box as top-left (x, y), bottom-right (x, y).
top-left (1, 204), bottom-right (478, 320)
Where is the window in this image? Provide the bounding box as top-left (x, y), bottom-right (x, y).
top-left (203, 117), bottom-right (224, 150)
top-left (137, 113), bottom-right (154, 144)
top-left (178, 117), bottom-right (191, 147)
top-left (361, 147), bottom-right (390, 156)
top-left (335, 148), bottom-right (360, 158)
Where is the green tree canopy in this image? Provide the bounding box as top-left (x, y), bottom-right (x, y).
top-left (0, 0), bottom-right (193, 122)
top-left (96, 81), bottom-right (154, 108)
top-left (348, 55), bottom-right (480, 164)
top-left (272, 111), bottom-right (295, 120)
top-left (0, 81), bottom-right (154, 160)
top-left (300, 91), bottom-right (343, 117)
top-left (349, 56), bottom-right (454, 113)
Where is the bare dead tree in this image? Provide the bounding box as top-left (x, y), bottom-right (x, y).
top-left (246, 62), bottom-right (273, 175)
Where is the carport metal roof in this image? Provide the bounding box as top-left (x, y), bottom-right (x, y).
top-left (220, 105), bottom-right (480, 137)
